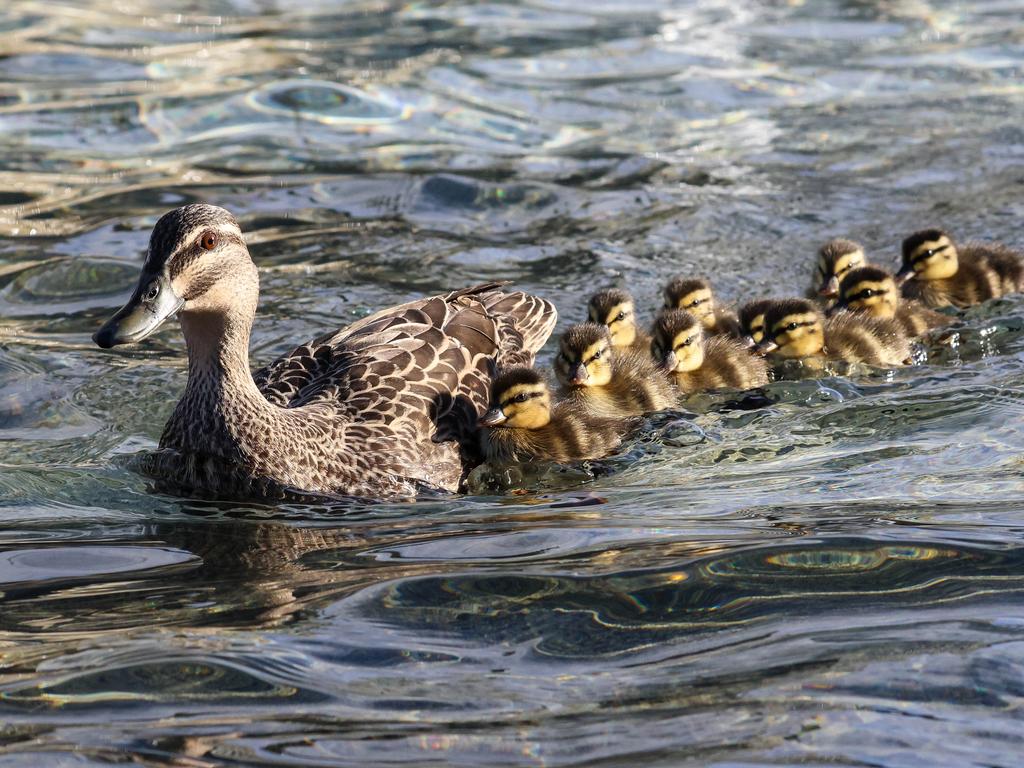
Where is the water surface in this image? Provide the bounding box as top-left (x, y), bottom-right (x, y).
top-left (3, 1), bottom-right (1024, 765)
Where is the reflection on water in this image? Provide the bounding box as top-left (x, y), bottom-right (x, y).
top-left (3, 0), bottom-right (1024, 765)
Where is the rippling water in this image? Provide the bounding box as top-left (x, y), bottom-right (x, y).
top-left (3, 1), bottom-right (1024, 765)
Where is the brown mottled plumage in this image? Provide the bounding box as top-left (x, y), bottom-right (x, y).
top-left (837, 265), bottom-right (950, 338)
top-left (94, 204), bottom-right (557, 500)
top-left (587, 287), bottom-right (651, 356)
top-left (898, 229), bottom-right (1024, 308)
top-left (554, 322), bottom-right (675, 418)
top-left (662, 276), bottom-right (742, 337)
top-left (478, 367), bottom-right (626, 463)
top-left (757, 298), bottom-right (911, 369)
top-left (652, 310), bottom-right (769, 394)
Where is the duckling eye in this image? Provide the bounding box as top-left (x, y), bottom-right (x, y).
top-left (786, 322), bottom-right (799, 331)
top-left (513, 393), bottom-right (530, 404)
top-left (615, 311), bottom-right (627, 322)
top-left (200, 231), bottom-right (218, 251)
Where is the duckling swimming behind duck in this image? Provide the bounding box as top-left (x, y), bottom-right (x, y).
top-left (662, 276), bottom-right (741, 337)
top-left (757, 298), bottom-right (911, 369)
top-left (478, 366), bottom-right (627, 464)
top-left (652, 309), bottom-right (769, 395)
top-left (897, 229), bottom-right (1024, 308)
top-left (837, 264), bottom-right (950, 337)
top-left (813, 238), bottom-right (867, 302)
top-left (554, 322), bottom-right (675, 418)
top-left (587, 287), bottom-right (651, 355)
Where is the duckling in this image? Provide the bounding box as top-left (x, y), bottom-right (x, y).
top-left (662, 277), bottom-right (742, 337)
top-left (587, 288), bottom-right (651, 355)
top-left (737, 298), bottom-right (777, 347)
top-left (652, 310), bottom-right (770, 394)
top-left (812, 238), bottom-right (867, 302)
top-left (837, 265), bottom-right (950, 337)
top-left (554, 322), bottom-right (675, 418)
top-left (897, 229), bottom-right (1024, 308)
top-left (478, 366), bottom-right (626, 463)
top-left (756, 298), bottom-right (911, 369)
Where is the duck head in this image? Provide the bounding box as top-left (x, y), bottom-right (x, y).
top-left (651, 309), bottom-right (704, 373)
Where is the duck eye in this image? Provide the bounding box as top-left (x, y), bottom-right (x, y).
top-left (200, 231), bottom-right (218, 251)
top-left (144, 283), bottom-right (160, 301)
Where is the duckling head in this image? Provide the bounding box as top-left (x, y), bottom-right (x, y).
top-left (479, 367), bottom-right (552, 429)
top-left (898, 229), bottom-right (958, 284)
top-left (554, 322), bottom-right (613, 388)
top-left (815, 239), bottom-right (866, 298)
top-left (837, 265), bottom-right (899, 318)
top-left (757, 299), bottom-right (825, 358)
top-left (663, 277), bottom-right (716, 329)
top-left (737, 298), bottom-right (776, 347)
top-left (588, 288), bottom-right (638, 348)
top-left (94, 204), bottom-right (256, 348)
top-left (652, 309), bottom-right (704, 372)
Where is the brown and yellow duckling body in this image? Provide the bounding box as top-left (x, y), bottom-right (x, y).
top-left (837, 265), bottom-right (950, 337)
top-left (737, 298), bottom-right (777, 347)
top-left (587, 288), bottom-right (651, 355)
top-left (478, 367), bottom-right (625, 464)
top-left (663, 277), bottom-right (742, 337)
top-left (554, 322), bottom-right (675, 418)
top-left (897, 229), bottom-right (1024, 309)
top-left (652, 310), bottom-right (769, 395)
top-left (757, 298), bottom-right (911, 369)
top-left (812, 238), bottom-right (867, 303)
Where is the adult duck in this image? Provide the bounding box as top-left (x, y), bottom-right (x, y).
top-left (94, 204), bottom-right (556, 500)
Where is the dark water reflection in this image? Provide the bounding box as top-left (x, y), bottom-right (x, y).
top-left (4, 0), bottom-right (1024, 765)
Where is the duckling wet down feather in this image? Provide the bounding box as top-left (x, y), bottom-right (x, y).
top-left (554, 322), bottom-right (675, 418)
top-left (652, 309), bottom-right (769, 395)
top-left (662, 276), bottom-right (742, 337)
top-left (478, 366), bottom-right (627, 464)
top-left (92, 204), bottom-right (557, 500)
top-left (587, 287), bottom-right (651, 355)
top-left (897, 228), bottom-right (1024, 309)
top-left (756, 297), bottom-right (911, 371)
top-left (837, 264), bottom-right (951, 338)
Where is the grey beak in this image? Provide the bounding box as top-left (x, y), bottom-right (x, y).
top-left (895, 266), bottom-right (915, 287)
top-left (478, 407), bottom-right (508, 427)
top-left (755, 339), bottom-right (778, 356)
top-left (569, 362), bottom-right (589, 386)
top-left (662, 350), bottom-right (679, 371)
top-left (93, 272), bottom-right (183, 348)
top-left (818, 276), bottom-right (840, 297)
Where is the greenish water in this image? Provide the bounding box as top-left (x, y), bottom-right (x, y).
top-left (3, 1), bottom-right (1024, 765)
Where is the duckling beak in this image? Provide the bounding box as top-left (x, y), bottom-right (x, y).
top-left (569, 362), bottom-right (589, 386)
top-left (661, 350), bottom-right (679, 371)
top-left (754, 339), bottom-right (778, 356)
top-left (818, 276), bottom-right (840, 297)
top-left (740, 335), bottom-right (756, 350)
top-left (478, 407), bottom-right (507, 427)
top-left (93, 272), bottom-right (183, 349)
top-left (895, 266), bottom-right (915, 286)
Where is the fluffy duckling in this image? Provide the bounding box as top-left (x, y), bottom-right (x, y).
top-left (663, 277), bottom-right (742, 337)
top-left (554, 322), bottom-right (675, 418)
top-left (897, 229), bottom-right (1024, 308)
top-left (478, 367), bottom-right (625, 464)
top-left (737, 298), bottom-right (777, 347)
top-left (587, 288), bottom-right (651, 355)
top-left (837, 265), bottom-right (950, 337)
top-left (652, 310), bottom-right (770, 394)
top-left (812, 238), bottom-right (867, 301)
top-left (757, 298), bottom-right (911, 368)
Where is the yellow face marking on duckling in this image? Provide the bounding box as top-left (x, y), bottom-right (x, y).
top-left (841, 277), bottom-right (898, 318)
top-left (668, 328), bottom-right (704, 372)
top-left (746, 312), bottom-right (767, 344)
top-left (767, 311), bottom-right (824, 358)
top-left (589, 300), bottom-right (636, 347)
top-left (906, 235), bottom-right (957, 280)
top-left (817, 249), bottom-right (865, 297)
top-left (556, 338), bottom-right (613, 387)
top-left (670, 288), bottom-right (715, 327)
top-left (493, 383), bottom-right (551, 429)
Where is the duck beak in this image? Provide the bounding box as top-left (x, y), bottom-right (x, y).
top-left (569, 362), bottom-right (589, 386)
top-left (661, 350), bottom-right (678, 371)
top-left (478, 407), bottom-right (507, 427)
top-left (740, 335), bottom-right (756, 350)
top-left (895, 266), bottom-right (915, 287)
top-left (93, 272), bottom-right (183, 349)
top-left (755, 339), bottom-right (778, 356)
top-left (818, 276), bottom-right (840, 297)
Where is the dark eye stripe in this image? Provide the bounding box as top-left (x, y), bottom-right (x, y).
top-left (850, 288), bottom-right (887, 301)
top-left (774, 320), bottom-right (816, 336)
top-left (912, 244), bottom-right (949, 264)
